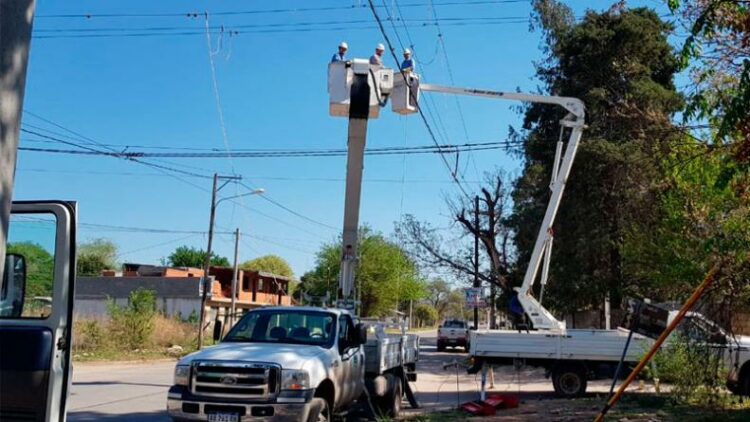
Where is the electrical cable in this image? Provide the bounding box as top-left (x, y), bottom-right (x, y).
top-left (368, 0), bottom-right (472, 199)
top-left (35, 1), bottom-right (530, 19)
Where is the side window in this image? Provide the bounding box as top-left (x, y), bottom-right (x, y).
top-left (1, 213), bottom-right (57, 319)
top-left (338, 315), bottom-right (353, 349)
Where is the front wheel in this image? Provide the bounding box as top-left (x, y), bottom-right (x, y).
top-left (552, 365), bottom-right (587, 398)
top-left (307, 397), bottom-right (330, 422)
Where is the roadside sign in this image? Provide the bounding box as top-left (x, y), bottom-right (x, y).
top-left (464, 288), bottom-right (486, 309)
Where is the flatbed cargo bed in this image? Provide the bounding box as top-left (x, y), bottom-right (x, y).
top-left (364, 333), bottom-right (419, 375)
top-left (470, 328), bottom-right (651, 363)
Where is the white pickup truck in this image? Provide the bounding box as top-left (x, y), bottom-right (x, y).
top-left (437, 319), bottom-right (469, 352)
top-left (469, 311), bottom-right (750, 397)
top-left (167, 306), bottom-right (419, 422)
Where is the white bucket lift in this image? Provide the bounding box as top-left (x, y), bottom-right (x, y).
top-left (328, 59), bottom-right (393, 119)
top-left (392, 72), bottom-right (420, 115)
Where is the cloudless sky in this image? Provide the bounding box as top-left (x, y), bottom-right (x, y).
top-left (14, 0), bottom-right (672, 278)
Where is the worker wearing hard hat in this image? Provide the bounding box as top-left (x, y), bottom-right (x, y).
top-left (331, 42), bottom-right (348, 63)
top-left (400, 49), bottom-right (415, 72)
top-left (369, 43), bottom-right (385, 67)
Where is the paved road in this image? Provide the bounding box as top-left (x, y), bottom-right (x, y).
top-left (67, 329), bottom-right (652, 420)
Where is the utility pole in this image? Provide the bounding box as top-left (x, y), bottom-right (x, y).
top-left (473, 195), bottom-right (480, 330)
top-left (197, 173), bottom-right (244, 349)
top-left (0, 1), bottom-right (36, 280)
top-left (230, 228), bottom-right (240, 328)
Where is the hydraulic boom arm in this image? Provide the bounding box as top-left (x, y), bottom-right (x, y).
top-left (420, 84), bottom-right (585, 331)
top-left (329, 65), bottom-right (585, 329)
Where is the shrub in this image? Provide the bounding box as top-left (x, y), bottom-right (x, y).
top-left (107, 288), bottom-right (157, 350)
top-left (647, 334), bottom-right (728, 405)
top-left (74, 318), bottom-right (109, 352)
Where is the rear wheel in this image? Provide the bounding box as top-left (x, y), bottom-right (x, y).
top-left (437, 341), bottom-right (445, 352)
top-left (552, 365), bottom-right (587, 398)
top-left (378, 376), bottom-right (402, 418)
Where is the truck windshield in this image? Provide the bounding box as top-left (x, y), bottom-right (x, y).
top-left (223, 310), bottom-right (336, 348)
top-left (443, 321), bottom-right (465, 328)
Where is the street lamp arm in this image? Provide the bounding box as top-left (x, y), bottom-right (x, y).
top-left (215, 188), bottom-right (265, 207)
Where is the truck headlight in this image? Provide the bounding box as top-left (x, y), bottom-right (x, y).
top-left (281, 369), bottom-right (310, 390)
top-left (174, 365), bottom-right (190, 386)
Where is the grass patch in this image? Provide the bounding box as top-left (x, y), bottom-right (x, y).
top-left (73, 314), bottom-right (199, 362)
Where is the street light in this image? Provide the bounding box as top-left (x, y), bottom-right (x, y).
top-left (215, 188), bottom-right (265, 207)
top-left (197, 175), bottom-right (264, 349)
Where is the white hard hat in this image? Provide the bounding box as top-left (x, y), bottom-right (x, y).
top-left (339, 42), bottom-right (348, 49)
top-left (404, 48), bottom-right (411, 55)
top-left (376, 43), bottom-right (385, 51)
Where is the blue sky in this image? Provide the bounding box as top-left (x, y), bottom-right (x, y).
top-left (15, 0), bottom-right (672, 278)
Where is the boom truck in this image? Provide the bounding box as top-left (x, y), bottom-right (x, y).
top-left (162, 60), bottom-right (423, 422)
top-left (3, 58), bottom-right (749, 422)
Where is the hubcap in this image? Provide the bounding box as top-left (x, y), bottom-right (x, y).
top-left (560, 373), bottom-right (581, 395)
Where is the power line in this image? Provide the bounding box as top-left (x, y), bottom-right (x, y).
top-left (33, 16), bottom-right (532, 34)
top-left (238, 182), bottom-right (338, 231)
top-left (20, 112), bottom-right (338, 238)
top-left (31, 19), bottom-right (535, 39)
top-left (35, 1), bottom-right (529, 19)
top-left (18, 139), bottom-right (522, 158)
top-left (203, 12), bottom-right (238, 175)
top-left (367, 0), bottom-right (472, 199)
top-left (426, 0), bottom-right (477, 180)
top-left (15, 167), bottom-right (485, 184)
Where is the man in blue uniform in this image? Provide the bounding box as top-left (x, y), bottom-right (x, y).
top-left (400, 48), bottom-right (415, 72)
top-left (331, 42), bottom-right (348, 63)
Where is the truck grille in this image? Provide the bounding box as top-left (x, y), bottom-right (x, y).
top-left (191, 361), bottom-right (280, 400)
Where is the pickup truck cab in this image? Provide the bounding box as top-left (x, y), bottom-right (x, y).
top-left (438, 319), bottom-right (469, 352)
top-left (168, 306), bottom-right (419, 422)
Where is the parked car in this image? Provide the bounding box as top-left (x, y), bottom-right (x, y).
top-left (438, 319), bottom-right (469, 352)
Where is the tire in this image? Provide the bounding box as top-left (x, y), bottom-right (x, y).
top-left (307, 397), bottom-right (330, 422)
top-left (437, 341), bottom-right (445, 352)
top-left (552, 365), bottom-right (587, 398)
top-left (376, 376), bottom-right (402, 418)
top-left (740, 371), bottom-right (750, 396)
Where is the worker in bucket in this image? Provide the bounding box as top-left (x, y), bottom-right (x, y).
top-left (400, 48), bottom-right (415, 72)
top-left (331, 41), bottom-right (348, 63)
top-left (370, 43), bottom-right (385, 67)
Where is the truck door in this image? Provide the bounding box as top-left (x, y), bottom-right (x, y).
top-left (335, 314), bottom-right (364, 406)
top-left (0, 201), bottom-right (76, 422)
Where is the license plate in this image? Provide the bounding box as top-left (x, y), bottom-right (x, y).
top-left (208, 413), bottom-right (239, 422)
top-left (448, 339), bottom-right (457, 343)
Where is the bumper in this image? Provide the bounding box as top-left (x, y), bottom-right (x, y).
top-left (167, 387), bottom-right (315, 422)
top-left (438, 337), bottom-right (468, 347)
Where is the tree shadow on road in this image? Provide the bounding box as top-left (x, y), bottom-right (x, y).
top-left (68, 410), bottom-right (170, 421)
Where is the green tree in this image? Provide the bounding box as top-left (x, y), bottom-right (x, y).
top-left (413, 303), bottom-right (438, 328)
top-left (6, 242), bottom-right (54, 297)
top-left (425, 279), bottom-right (452, 319)
top-left (511, 1), bottom-right (683, 315)
top-left (300, 227), bottom-right (426, 317)
top-left (241, 255), bottom-right (294, 277)
top-left (168, 246), bottom-right (230, 268)
top-left (668, 1), bottom-right (749, 148)
top-left (77, 239), bottom-right (118, 276)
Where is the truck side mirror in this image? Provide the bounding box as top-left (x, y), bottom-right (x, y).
top-left (212, 320), bottom-right (223, 343)
top-left (1, 254), bottom-right (27, 318)
top-left (355, 323), bottom-right (367, 345)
